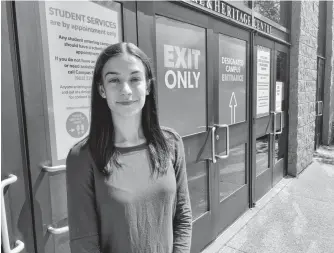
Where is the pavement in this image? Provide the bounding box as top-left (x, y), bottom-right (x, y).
top-left (202, 145), bottom-right (334, 253)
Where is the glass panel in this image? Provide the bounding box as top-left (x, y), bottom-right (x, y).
top-left (275, 51), bottom-right (287, 163)
top-left (256, 135), bottom-right (269, 176)
top-left (317, 1), bottom-right (326, 56)
top-left (275, 127), bottom-right (286, 162)
top-left (155, 16), bottom-right (207, 137)
top-left (187, 162), bottom-right (209, 220)
top-left (276, 51), bottom-right (287, 112)
top-left (253, 0), bottom-right (290, 27)
top-left (218, 144), bottom-right (246, 201)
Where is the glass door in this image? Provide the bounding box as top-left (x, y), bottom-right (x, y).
top-left (212, 19), bottom-right (250, 236)
top-left (253, 35), bottom-right (275, 202)
top-left (137, 2), bottom-right (216, 252)
top-left (253, 35), bottom-right (289, 202)
top-left (1, 2), bottom-right (35, 252)
top-left (273, 44), bottom-right (289, 185)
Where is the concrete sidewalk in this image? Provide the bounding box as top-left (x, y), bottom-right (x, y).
top-left (203, 149), bottom-right (334, 253)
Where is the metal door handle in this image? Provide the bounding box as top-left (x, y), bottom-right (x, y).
top-left (275, 111), bottom-right (283, 134)
top-left (41, 163), bottom-right (69, 235)
top-left (1, 175), bottom-right (25, 253)
top-left (47, 225), bottom-right (69, 235)
top-left (211, 126), bottom-right (217, 164)
top-left (271, 111), bottom-right (277, 135)
top-left (41, 163), bottom-right (66, 173)
top-left (215, 124), bottom-right (230, 160)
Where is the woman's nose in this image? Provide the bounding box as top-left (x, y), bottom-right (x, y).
top-left (120, 81), bottom-right (132, 95)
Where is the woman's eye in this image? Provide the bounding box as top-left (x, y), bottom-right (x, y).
top-left (108, 78), bottom-right (119, 84)
top-left (131, 77), bottom-right (141, 83)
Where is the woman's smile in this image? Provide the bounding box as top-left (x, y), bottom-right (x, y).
top-left (117, 100), bottom-right (138, 106)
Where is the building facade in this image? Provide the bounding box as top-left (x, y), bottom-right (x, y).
top-left (1, 1), bottom-right (333, 253)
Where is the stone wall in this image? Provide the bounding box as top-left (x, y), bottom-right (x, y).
top-left (323, 0), bottom-right (334, 145)
top-left (288, 1), bottom-right (319, 176)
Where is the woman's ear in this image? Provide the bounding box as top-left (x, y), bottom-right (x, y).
top-left (99, 84), bottom-right (106, 98)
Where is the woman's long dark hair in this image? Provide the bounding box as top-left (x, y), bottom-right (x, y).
top-left (87, 42), bottom-right (170, 177)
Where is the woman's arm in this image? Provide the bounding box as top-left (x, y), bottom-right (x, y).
top-left (173, 135), bottom-right (193, 253)
top-left (66, 146), bottom-right (101, 253)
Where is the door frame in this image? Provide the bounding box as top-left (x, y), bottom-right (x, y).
top-left (252, 34), bottom-right (275, 202)
top-left (251, 34), bottom-right (289, 203)
top-left (272, 43), bottom-right (289, 186)
top-left (1, 1), bottom-right (36, 252)
top-left (211, 19), bottom-right (251, 237)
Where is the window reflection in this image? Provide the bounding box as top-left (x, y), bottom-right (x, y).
top-left (275, 128), bottom-right (286, 162)
top-left (218, 144), bottom-right (246, 201)
top-left (187, 162), bottom-right (208, 220)
top-left (275, 51), bottom-right (287, 163)
top-left (254, 0), bottom-right (290, 27)
top-left (256, 135), bottom-right (269, 176)
top-left (276, 51), bottom-right (287, 111)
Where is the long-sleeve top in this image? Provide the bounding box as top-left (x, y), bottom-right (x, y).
top-left (65, 127), bottom-right (192, 253)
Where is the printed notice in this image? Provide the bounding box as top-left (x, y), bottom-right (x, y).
top-left (276, 82), bottom-right (283, 112)
top-left (41, 1), bottom-right (121, 163)
top-left (256, 46), bottom-right (270, 117)
top-left (219, 35), bottom-right (246, 125)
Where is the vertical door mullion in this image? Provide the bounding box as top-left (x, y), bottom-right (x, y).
top-left (211, 30), bottom-right (220, 237)
top-left (250, 32), bottom-right (257, 207)
top-left (271, 47), bottom-right (278, 186)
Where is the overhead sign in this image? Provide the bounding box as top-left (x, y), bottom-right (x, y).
top-left (156, 16), bottom-right (206, 137)
top-left (256, 46), bottom-right (271, 117)
top-left (189, 0), bottom-right (272, 34)
top-left (276, 82), bottom-right (283, 111)
top-left (40, 1), bottom-right (121, 164)
top-left (219, 35), bottom-right (246, 125)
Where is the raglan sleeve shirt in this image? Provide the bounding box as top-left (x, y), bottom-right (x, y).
top-left (66, 145), bottom-right (101, 253)
top-left (65, 128), bottom-right (192, 253)
top-left (171, 132), bottom-right (193, 253)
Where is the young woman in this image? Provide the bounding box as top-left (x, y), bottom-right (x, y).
top-left (66, 42), bottom-right (192, 253)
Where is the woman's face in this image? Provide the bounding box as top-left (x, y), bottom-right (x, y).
top-left (100, 54), bottom-right (149, 118)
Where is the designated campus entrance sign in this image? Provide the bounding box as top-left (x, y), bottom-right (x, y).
top-left (219, 34), bottom-right (246, 125)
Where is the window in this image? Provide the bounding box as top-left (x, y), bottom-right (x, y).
top-left (253, 0), bottom-right (290, 27)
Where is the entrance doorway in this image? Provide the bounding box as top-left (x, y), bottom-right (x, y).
top-left (137, 2), bottom-right (251, 252)
top-left (253, 35), bottom-right (289, 202)
top-left (2, 1), bottom-right (290, 253)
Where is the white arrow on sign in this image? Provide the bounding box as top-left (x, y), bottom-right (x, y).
top-left (229, 92), bottom-right (237, 124)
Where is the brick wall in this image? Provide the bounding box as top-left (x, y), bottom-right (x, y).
top-left (288, 1), bottom-right (319, 176)
top-left (323, 1), bottom-right (334, 145)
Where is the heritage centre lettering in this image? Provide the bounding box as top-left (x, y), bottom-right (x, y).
top-left (163, 44), bottom-right (201, 89)
top-left (190, 0), bottom-right (272, 34)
